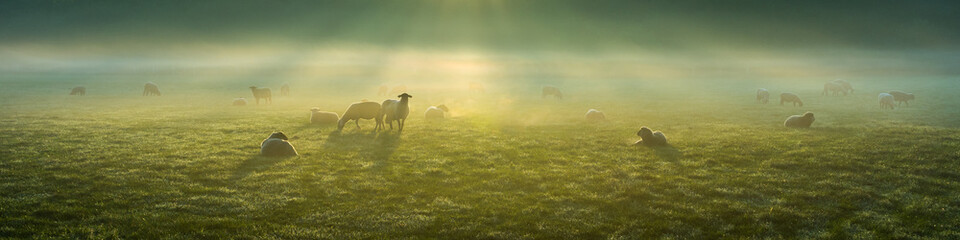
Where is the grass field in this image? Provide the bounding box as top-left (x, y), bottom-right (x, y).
top-left (2, 73), bottom-right (960, 239)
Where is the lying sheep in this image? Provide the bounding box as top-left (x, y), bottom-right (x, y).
top-left (542, 86), bottom-right (563, 99)
top-left (756, 88), bottom-right (769, 104)
top-left (233, 98), bottom-right (247, 106)
top-left (280, 83), bottom-right (290, 96)
top-left (260, 132), bottom-right (298, 157)
top-left (879, 93), bottom-right (896, 110)
top-left (634, 127), bottom-right (667, 146)
top-left (143, 82), bottom-right (161, 96)
top-left (338, 101), bottom-right (383, 131)
top-left (70, 86), bottom-right (86, 96)
top-left (888, 90), bottom-right (915, 106)
top-left (310, 108), bottom-right (340, 124)
top-left (780, 93), bottom-right (803, 107)
top-left (784, 112), bottom-right (815, 128)
top-left (249, 86), bottom-right (272, 105)
top-left (424, 105), bottom-right (449, 119)
top-left (823, 82), bottom-right (848, 96)
top-left (585, 109), bottom-right (605, 121)
top-left (379, 93), bottom-right (413, 132)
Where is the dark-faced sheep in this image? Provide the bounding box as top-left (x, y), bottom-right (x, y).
top-left (260, 132), bottom-right (298, 157)
top-left (879, 93), bottom-right (896, 110)
top-left (310, 108), bottom-right (340, 124)
top-left (143, 82), bottom-right (161, 96)
top-left (280, 83), bottom-right (290, 96)
top-left (888, 90), bottom-right (915, 106)
top-left (338, 101), bottom-right (383, 131)
top-left (379, 93), bottom-right (413, 133)
top-left (542, 86), bottom-right (563, 99)
top-left (756, 88), bottom-right (770, 104)
top-left (425, 105), bottom-right (449, 119)
top-left (634, 127), bottom-right (667, 146)
top-left (823, 82), bottom-right (848, 96)
top-left (70, 87), bottom-right (86, 96)
top-left (249, 86), bottom-right (272, 105)
top-left (784, 112), bottom-right (815, 128)
top-left (780, 93), bottom-right (803, 107)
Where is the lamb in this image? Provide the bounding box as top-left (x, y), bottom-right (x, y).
top-left (756, 88), bottom-right (769, 104)
top-left (260, 132), bottom-right (298, 157)
top-left (634, 127), bottom-right (667, 146)
top-left (379, 93), bottom-right (413, 133)
top-left (823, 82), bottom-right (848, 96)
top-left (249, 86), bottom-right (272, 105)
top-left (780, 93), bottom-right (803, 107)
top-left (585, 109), bottom-right (605, 121)
top-left (424, 105), bottom-right (449, 119)
top-left (879, 93), bottom-right (896, 110)
top-left (143, 82), bottom-right (161, 96)
top-left (310, 108), bottom-right (340, 124)
top-left (888, 90), bottom-right (915, 106)
top-left (280, 83), bottom-right (290, 96)
top-left (233, 98), bottom-right (247, 106)
top-left (833, 79), bottom-right (854, 94)
top-left (70, 86), bottom-right (86, 96)
top-left (783, 112), bottom-right (815, 128)
top-left (338, 101), bottom-right (383, 131)
top-left (542, 86), bottom-right (563, 99)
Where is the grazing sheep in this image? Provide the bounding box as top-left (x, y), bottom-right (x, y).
top-left (784, 112), bottom-right (815, 128)
top-left (338, 101), bottom-right (383, 131)
top-left (542, 86), bottom-right (563, 99)
top-left (70, 86), bottom-right (86, 96)
top-left (780, 93), bottom-right (803, 107)
top-left (280, 83), bottom-right (290, 96)
top-left (823, 82), bottom-right (848, 96)
top-left (469, 82), bottom-right (485, 93)
top-left (756, 88), bottom-right (769, 104)
top-left (143, 82), bottom-right (161, 96)
top-left (634, 127), bottom-right (667, 146)
top-left (249, 86), bottom-right (272, 105)
top-left (233, 98), bottom-right (247, 106)
top-left (879, 93), bottom-right (896, 110)
top-left (424, 105), bottom-right (449, 119)
top-left (379, 93), bottom-right (413, 133)
top-left (390, 85), bottom-right (408, 95)
top-left (585, 109), bottom-right (606, 121)
top-left (378, 85), bottom-right (389, 96)
top-left (310, 108), bottom-right (340, 124)
top-left (888, 90), bottom-right (915, 106)
top-left (833, 79), bottom-right (854, 94)
top-left (260, 132), bottom-right (298, 157)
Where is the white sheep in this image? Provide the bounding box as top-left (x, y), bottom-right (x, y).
top-left (424, 105), bottom-right (449, 119)
top-left (888, 90), bottom-right (915, 106)
top-left (585, 109), bottom-right (605, 121)
top-left (249, 86), bottom-right (272, 105)
top-left (379, 93), bottom-right (413, 132)
top-left (784, 112), bottom-right (815, 128)
top-left (542, 86), bottom-right (563, 99)
top-left (879, 93), bottom-right (896, 110)
top-left (634, 127), bottom-right (667, 146)
top-left (756, 88), bottom-right (769, 104)
top-left (310, 107), bottom-right (340, 124)
top-left (338, 101), bottom-right (383, 131)
top-left (780, 93), bottom-right (803, 107)
top-left (143, 82), bottom-right (161, 96)
top-left (233, 98), bottom-right (247, 106)
top-left (70, 86), bottom-right (86, 96)
top-left (260, 132), bottom-right (298, 157)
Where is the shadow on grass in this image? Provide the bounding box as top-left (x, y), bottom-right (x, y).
top-left (651, 145), bottom-right (681, 161)
top-left (322, 129), bottom-right (401, 169)
top-left (231, 155), bottom-right (293, 182)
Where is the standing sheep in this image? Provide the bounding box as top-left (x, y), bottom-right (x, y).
top-left (634, 127), bottom-right (667, 146)
top-left (249, 86), bottom-right (272, 105)
top-left (756, 88), bottom-right (770, 104)
top-left (784, 112), bottom-right (815, 128)
top-left (280, 83), bottom-right (290, 96)
top-left (823, 82), bottom-right (848, 96)
top-left (379, 93), bottom-right (413, 133)
top-left (424, 105), bottom-right (449, 119)
top-left (233, 98), bottom-right (247, 106)
top-left (143, 82), bottom-right (161, 96)
top-left (70, 86), bottom-right (86, 96)
top-left (833, 79), bottom-right (854, 94)
top-left (338, 101), bottom-right (383, 131)
top-left (310, 108), bottom-right (340, 124)
top-left (780, 93), bottom-right (803, 107)
top-left (879, 93), bottom-right (896, 110)
top-left (542, 86), bottom-right (563, 99)
top-left (888, 90), bottom-right (915, 106)
top-left (260, 132), bottom-right (298, 157)
top-left (585, 109), bottom-right (606, 121)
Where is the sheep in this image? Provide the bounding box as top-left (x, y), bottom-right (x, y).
top-left (756, 88), bottom-right (769, 104)
top-left (379, 93), bottom-right (413, 133)
top-left (143, 82), bottom-right (161, 96)
top-left (70, 86), bottom-right (86, 96)
top-left (784, 112), bottom-right (815, 128)
top-left (338, 101), bottom-right (383, 131)
top-left (833, 79), bottom-right (854, 94)
top-left (249, 86), bottom-right (272, 105)
top-left (780, 93), bottom-right (803, 107)
top-left (424, 105), bottom-right (449, 119)
top-left (260, 132), bottom-right (298, 157)
top-left (310, 108), bottom-right (340, 124)
top-left (888, 90), bottom-right (915, 106)
top-left (280, 83), bottom-right (290, 96)
top-left (469, 82), bottom-right (485, 93)
top-left (822, 82), bottom-right (848, 96)
top-left (585, 109), bottom-right (605, 121)
top-left (879, 93), bottom-right (896, 110)
top-left (542, 86), bottom-right (563, 99)
top-left (378, 85), bottom-right (389, 96)
top-left (233, 98), bottom-right (247, 106)
top-left (634, 127), bottom-right (667, 146)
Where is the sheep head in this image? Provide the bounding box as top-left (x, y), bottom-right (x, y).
top-left (268, 132), bottom-right (288, 140)
top-left (637, 127), bottom-right (654, 138)
top-left (398, 93), bottom-right (413, 99)
top-left (310, 107), bottom-right (321, 112)
top-left (437, 105), bottom-right (449, 112)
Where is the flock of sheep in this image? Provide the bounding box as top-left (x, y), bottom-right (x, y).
top-left (67, 79), bottom-right (917, 157)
